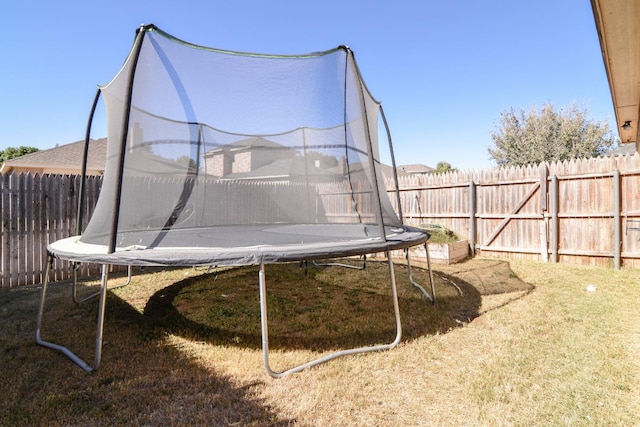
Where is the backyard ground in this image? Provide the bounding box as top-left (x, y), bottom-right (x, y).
top-left (0, 257), bottom-right (638, 426)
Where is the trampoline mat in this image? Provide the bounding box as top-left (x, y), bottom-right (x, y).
top-left (48, 223), bottom-right (429, 267)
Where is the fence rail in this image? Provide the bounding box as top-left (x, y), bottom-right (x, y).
top-left (2, 153), bottom-right (639, 287)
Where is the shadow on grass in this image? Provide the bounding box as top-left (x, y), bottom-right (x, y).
top-left (143, 259), bottom-right (534, 352)
top-left (0, 282), bottom-right (294, 426)
top-left (0, 258), bottom-right (533, 425)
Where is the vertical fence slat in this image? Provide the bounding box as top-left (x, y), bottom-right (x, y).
top-left (39, 174), bottom-right (49, 282)
top-left (9, 174), bottom-right (19, 286)
top-left (32, 174), bottom-right (43, 284)
top-left (24, 173), bottom-right (34, 285)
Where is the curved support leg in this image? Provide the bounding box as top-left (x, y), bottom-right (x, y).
top-left (36, 258), bottom-right (109, 373)
top-left (424, 243), bottom-right (436, 301)
top-left (312, 254), bottom-right (366, 270)
top-left (259, 254), bottom-right (402, 378)
top-left (73, 264), bottom-right (132, 304)
top-left (405, 243), bottom-right (436, 304)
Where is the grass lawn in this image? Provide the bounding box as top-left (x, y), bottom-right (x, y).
top-left (0, 257), bottom-right (638, 426)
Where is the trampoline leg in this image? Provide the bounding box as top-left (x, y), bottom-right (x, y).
top-left (73, 264), bottom-right (132, 304)
top-left (259, 256), bottom-right (403, 378)
top-left (36, 260), bottom-right (109, 373)
top-left (312, 255), bottom-right (366, 270)
top-left (72, 262), bottom-right (81, 303)
top-left (405, 244), bottom-right (436, 304)
top-left (425, 243), bottom-right (436, 301)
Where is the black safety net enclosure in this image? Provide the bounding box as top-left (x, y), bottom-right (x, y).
top-left (38, 24), bottom-right (433, 376)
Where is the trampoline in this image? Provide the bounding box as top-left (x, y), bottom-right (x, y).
top-left (36, 24), bottom-right (434, 377)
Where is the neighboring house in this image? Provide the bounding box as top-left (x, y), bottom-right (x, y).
top-left (0, 138), bottom-right (107, 175)
top-left (204, 136), bottom-right (434, 183)
top-left (204, 137), bottom-right (345, 183)
top-left (219, 157), bottom-right (345, 183)
top-left (397, 164), bottom-right (435, 175)
top-left (203, 137), bottom-right (296, 177)
top-left (377, 163), bottom-right (434, 180)
top-left (607, 143), bottom-right (637, 157)
top-left (0, 135), bottom-right (434, 182)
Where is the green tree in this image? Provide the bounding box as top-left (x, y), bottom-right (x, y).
top-left (0, 146), bottom-right (39, 163)
top-left (176, 155), bottom-right (198, 170)
top-left (434, 161), bottom-right (457, 174)
top-left (488, 102), bottom-right (615, 167)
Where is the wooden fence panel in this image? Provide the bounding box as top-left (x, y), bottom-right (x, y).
top-left (621, 160), bottom-right (640, 268)
top-left (0, 173), bottom-right (104, 287)
top-left (389, 153), bottom-right (640, 268)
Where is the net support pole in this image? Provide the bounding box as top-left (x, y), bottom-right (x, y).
top-left (380, 105), bottom-right (405, 223)
top-left (381, 106), bottom-right (435, 304)
top-left (109, 25), bottom-right (149, 254)
top-left (259, 256), bottom-right (402, 378)
top-left (71, 88), bottom-right (103, 282)
top-left (76, 88), bottom-right (102, 236)
top-left (347, 48), bottom-right (387, 240)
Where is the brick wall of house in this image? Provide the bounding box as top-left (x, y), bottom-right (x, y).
top-left (232, 151), bottom-right (252, 174)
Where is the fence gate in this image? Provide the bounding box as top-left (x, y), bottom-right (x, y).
top-left (473, 166), bottom-right (548, 259)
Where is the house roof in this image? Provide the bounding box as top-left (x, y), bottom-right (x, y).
top-left (397, 164), bottom-right (435, 174)
top-left (591, 0), bottom-right (640, 145)
top-left (0, 136), bottom-right (435, 180)
top-left (203, 137), bottom-right (288, 156)
top-left (375, 163), bottom-right (433, 180)
top-left (607, 143), bottom-right (637, 156)
top-left (222, 157), bottom-right (343, 181)
top-left (0, 138), bottom-right (107, 174)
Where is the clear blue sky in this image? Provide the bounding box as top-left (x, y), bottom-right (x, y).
top-left (0, 0), bottom-right (614, 171)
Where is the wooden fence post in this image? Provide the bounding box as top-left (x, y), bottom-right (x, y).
top-left (540, 164), bottom-right (548, 211)
top-left (613, 169), bottom-right (621, 270)
top-left (550, 175), bottom-right (559, 263)
top-left (469, 180), bottom-right (476, 255)
top-left (540, 164), bottom-right (549, 261)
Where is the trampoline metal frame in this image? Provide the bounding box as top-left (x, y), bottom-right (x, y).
top-left (36, 256), bottom-right (109, 373)
top-left (407, 243), bottom-right (436, 303)
top-left (72, 264), bottom-right (133, 304)
top-left (35, 248), bottom-right (433, 377)
top-left (260, 254), bottom-right (402, 378)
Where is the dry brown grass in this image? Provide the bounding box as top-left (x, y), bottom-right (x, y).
top-left (0, 257), bottom-right (638, 426)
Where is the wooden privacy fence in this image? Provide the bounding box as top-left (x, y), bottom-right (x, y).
top-left (390, 153), bottom-right (640, 269)
top-left (1, 173), bottom-right (103, 288)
